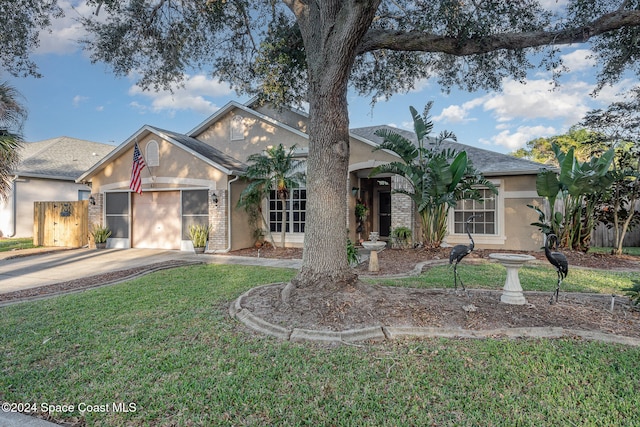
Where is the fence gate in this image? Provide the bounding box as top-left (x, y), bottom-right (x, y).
top-left (33, 201), bottom-right (89, 247)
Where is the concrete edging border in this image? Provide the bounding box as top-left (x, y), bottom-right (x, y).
top-left (230, 283), bottom-right (640, 347)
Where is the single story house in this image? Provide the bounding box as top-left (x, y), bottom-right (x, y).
top-left (0, 136), bottom-right (114, 238)
top-left (77, 99), bottom-right (546, 252)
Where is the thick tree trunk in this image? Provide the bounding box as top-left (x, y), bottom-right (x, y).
top-left (287, 0), bottom-right (380, 292)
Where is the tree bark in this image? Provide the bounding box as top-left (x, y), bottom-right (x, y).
top-left (287, 0), bottom-right (381, 291)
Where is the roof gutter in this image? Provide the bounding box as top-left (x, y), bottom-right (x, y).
top-left (213, 174), bottom-right (240, 253)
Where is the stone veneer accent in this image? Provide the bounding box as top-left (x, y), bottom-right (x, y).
top-left (208, 189), bottom-right (227, 251)
top-left (390, 175), bottom-right (415, 247)
top-left (88, 193), bottom-right (104, 248)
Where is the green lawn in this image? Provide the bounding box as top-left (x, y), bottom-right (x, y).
top-left (368, 261), bottom-right (637, 295)
top-left (1, 264), bottom-right (639, 426)
top-left (0, 238), bottom-right (35, 252)
top-left (590, 246), bottom-right (640, 256)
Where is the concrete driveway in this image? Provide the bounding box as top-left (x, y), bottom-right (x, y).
top-left (0, 247), bottom-right (302, 296)
top-left (0, 248), bottom-right (204, 295)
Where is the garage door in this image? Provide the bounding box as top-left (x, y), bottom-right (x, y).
top-left (131, 191), bottom-right (181, 249)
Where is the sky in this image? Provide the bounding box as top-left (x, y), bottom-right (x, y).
top-left (3, 1), bottom-right (637, 155)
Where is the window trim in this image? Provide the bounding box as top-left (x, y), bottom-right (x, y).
top-left (265, 187), bottom-right (307, 242)
top-left (230, 115), bottom-right (245, 141)
top-left (445, 180), bottom-right (506, 246)
top-left (145, 140), bottom-right (160, 167)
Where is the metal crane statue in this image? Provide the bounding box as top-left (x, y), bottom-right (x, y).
top-left (544, 233), bottom-right (569, 304)
top-left (449, 215), bottom-right (480, 291)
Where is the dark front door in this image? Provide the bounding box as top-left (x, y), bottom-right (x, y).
top-left (379, 191), bottom-right (391, 237)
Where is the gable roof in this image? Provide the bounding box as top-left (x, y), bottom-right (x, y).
top-left (77, 125), bottom-right (247, 183)
top-left (350, 125), bottom-right (545, 176)
top-left (16, 136), bottom-right (114, 181)
top-left (187, 100), bottom-right (309, 140)
top-left (148, 126), bottom-right (247, 172)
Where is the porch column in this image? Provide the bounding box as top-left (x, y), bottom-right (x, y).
top-left (209, 189), bottom-right (227, 251)
top-left (390, 175), bottom-right (414, 246)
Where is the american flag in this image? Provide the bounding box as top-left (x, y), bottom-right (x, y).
top-left (129, 142), bottom-right (146, 194)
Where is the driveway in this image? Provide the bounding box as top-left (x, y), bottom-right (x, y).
top-left (0, 248), bottom-right (203, 295)
top-left (0, 248), bottom-right (302, 296)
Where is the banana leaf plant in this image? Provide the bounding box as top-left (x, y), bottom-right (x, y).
top-left (532, 143), bottom-right (615, 251)
top-left (370, 103), bottom-right (496, 248)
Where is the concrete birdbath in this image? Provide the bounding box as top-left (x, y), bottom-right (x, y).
top-left (489, 253), bottom-right (536, 305)
top-left (362, 232), bottom-right (386, 272)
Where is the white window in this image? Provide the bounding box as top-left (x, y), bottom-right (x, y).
top-left (145, 140), bottom-right (159, 167)
top-left (269, 188), bottom-right (306, 233)
top-left (453, 188), bottom-right (497, 235)
top-left (230, 115), bottom-right (245, 141)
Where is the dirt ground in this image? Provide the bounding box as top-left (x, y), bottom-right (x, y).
top-left (229, 245), bottom-right (640, 339)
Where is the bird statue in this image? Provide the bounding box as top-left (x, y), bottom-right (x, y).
top-left (449, 215), bottom-right (480, 291)
top-left (544, 233), bottom-right (569, 304)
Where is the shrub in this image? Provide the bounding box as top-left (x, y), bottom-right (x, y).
top-left (391, 226), bottom-right (412, 249)
top-left (90, 224), bottom-right (111, 243)
top-left (189, 224), bottom-right (212, 248)
top-left (622, 279), bottom-right (640, 310)
top-left (347, 238), bottom-right (360, 266)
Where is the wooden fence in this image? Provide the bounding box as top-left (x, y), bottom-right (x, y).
top-left (33, 200), bottom-right (89, 247)
top-left (591, 222), bottom-right (640, 248)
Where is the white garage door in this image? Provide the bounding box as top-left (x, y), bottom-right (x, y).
top-left (132, 191), bottom-right (181, 249)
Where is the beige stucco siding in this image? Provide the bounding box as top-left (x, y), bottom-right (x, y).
top-left (252, 104), bottom-right (309, 133)
top-left (229, 180), bottom-right (254, 251)
top-left (195, 108), bottom-right (307, 162)
top-left (503, 197), bottom-right (545, 251)
top-left (349, 138), bottom-right (398, 166)
top-left (90, 136), bottom-right (227, 192)
top-left (0, 178), bottom-right (90, 238)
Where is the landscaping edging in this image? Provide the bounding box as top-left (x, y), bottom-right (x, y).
top-left (230, 283), bottom-right (640, 347)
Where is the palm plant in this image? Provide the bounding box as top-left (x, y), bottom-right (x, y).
top-left (370, 103), bottom-right (496, 248)
top-left (238, 144), bottom-right (305, 248)
top-left (0, 82), bottom-right (27, 201)
top-left (533, 143), bottom-right (615, 251)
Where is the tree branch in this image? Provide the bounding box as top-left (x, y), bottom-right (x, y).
top-left (358, 10), bottom-right (640, 56)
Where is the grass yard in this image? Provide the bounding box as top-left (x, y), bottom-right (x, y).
top-left (0, 238), bottom-right (35, 252)
top-left (590, 246), bottom-right (640, 256)
top-left (368, 262), bottom-right (637, 295)
top-left (1, 263), bottom-right (639, 426)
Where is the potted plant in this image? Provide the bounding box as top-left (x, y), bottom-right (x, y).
top-left (391, 226), bottom-right (412, 249)
top-left (189, 224), bottom-right (211, 253)
top-left (90, 224), bottom-right (111, 249)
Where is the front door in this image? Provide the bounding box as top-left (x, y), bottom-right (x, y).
top-left (379, 191), bottom-right (391, 237)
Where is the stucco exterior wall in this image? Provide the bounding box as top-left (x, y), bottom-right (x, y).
top-left (194, 108), bottom-right (306, 162)
top-left (229, 179), bottom-right (253, 251)
top-left (0, 177), bottom-right (91, 238)
top-left (252, 104), bottom-right (309, 133)
top-left (90, 135), bottom-right (227, 192)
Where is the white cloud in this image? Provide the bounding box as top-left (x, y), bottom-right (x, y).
top-left (490, 125), bottom-right (557, 151)
top-left (128, 74), bottom-right (233, 115)
top-left (36, 1), bottom-right (95, 55)
top-left (538, 0), bottom-right (569, 10)
top-left (72, 95), bottom-right (88, 107)
top-left (434, 98), bottom-right (485, 124)
top-left (559, 49), bottom-right (596, 73)
top-left (483, 78), bottom-right (592, 126)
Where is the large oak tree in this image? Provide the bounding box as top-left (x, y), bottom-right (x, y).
top-left (4, 0), bottom-right (640, 292)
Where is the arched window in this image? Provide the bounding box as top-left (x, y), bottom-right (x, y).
top-left (145, 140), bottom-right (159, 167)
top-left (230, 115), bottom-right (245, 141)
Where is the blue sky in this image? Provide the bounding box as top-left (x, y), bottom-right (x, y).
top-left (3, 1), bottom-right (637, 155)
